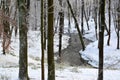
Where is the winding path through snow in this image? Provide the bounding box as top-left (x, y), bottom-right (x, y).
top-left (56, 33), bottom-right (92, 66)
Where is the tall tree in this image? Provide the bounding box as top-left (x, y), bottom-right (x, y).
top-left (34, 0), bottom-right (37, 30)
top-left (81, 0), bottom-right (84, 34)
top-left (18, 0), bottom-right (29, 80)
top-left (68, 5), bottom-right (71, 36)
top-left (41, 0), bottom-right (45, 80)
top-left (84, 8), bottom-right (90, 30)
top-left (116, 0), bottom-right (120, 49)
top-left (98, 0), bottom-right (105, 80)
top-left (43, 0), bottom-right (47, 50)
top-left (58, 0), bottom-right (64, 62)
top-left (47, 0), bottom-right (55, 80)
top-left (1, 0), bottom-right (10, 55)
top-left (107, 0), bottom-right (111, 45)
top-left (93, 0), bottom-right (98, 39)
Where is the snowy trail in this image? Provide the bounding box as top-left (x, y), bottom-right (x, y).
top-left (55, 33), bottom-right (92, 66)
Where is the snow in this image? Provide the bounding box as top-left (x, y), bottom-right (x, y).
top-left (80, 17), bottom-right (120, 69)
top-left (0, 30), bottom-right (70, 80)
top-left (0, 16), bottom-right (120, 80)
top-left (80, 31), bottom-right (120, 69)
top-left (0, 67), bottom-right (120, 80)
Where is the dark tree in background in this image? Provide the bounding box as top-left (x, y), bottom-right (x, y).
top-left (107, 0), bottom-right (111, 46)
top-left (81, 0), bottom-right (84, 34)
top-left (0, 0), bottom-right (10, 55)
top-left (98, 0), bottom-right (105, 80)
top-left (43, 0), bottom-right (47, 50)
top-left (116, 0), bottom-right (120, 49)
top-left (18, 0), bottom-right (29, 80)
top-left (93, 0), bottom-right (99, 40)
top-left (58, 0), bottom-right (64, 62)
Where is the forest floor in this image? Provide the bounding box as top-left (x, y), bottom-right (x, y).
top-left (55, 33), bottom-right (93, 67)
top-left (0, 31), bottom-right (120, 80)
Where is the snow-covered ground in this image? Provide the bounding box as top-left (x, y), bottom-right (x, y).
top-left (80, 31), bottom-right (120, 69)
top-left (0, 66), bottom-right (120, 80)
top-left (0, 30), bottom-right (70, 80)
top-left (0, 16), bottom-right (120, 80)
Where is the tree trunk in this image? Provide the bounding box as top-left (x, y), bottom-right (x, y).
top-left (18, 0), bottom-right (29, 80)
top-left (41, 0), bottom-right (45, 80)
top-left (47, 0), bottom-right (55, 80)
top-left (98, 0), bottom-right (105, 80)
top-left (58, 0), bottom-right (64, 62)
top-left (107, 0), bottom-right (111, 46)
top-left (67, 0), bottom-right (85, 51)
top-left (81, 0), bottom-right (84, 34)
top-left (117, 29), bottom-right (119, 49)
top-left (1, 0), bottom-right (10, 55)
top-left (34, 0), bottom-right (37, 30)
top-left (117, 0), bottom-right (120, 49)
top-left (43, 0), bottom-right (47, 50)
top-left (68, 5), bottom-right (71, 37)
top-left (84, 8), bottom-right (89, 30)
top-left (93, 0), bottom-right (98, 40)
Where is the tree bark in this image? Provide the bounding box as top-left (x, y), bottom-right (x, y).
top-left (81, 0), bottom-right (84, 34)
top-left (98, 0), bottom-right (105, 80)
top-left (68, 5), bottom-right (71, 36)
top-left (58, 0), bottom-right (64, 62)
top-left (18, 0), bottom-right (29, 80)
top-left (1, 0), bottom-right (10, 55)
top-left (107, 0), bottom-right (111, 46)
top-left (43, 0), bottom-right (47, 50)
top-left (47, 0), bottom-right (55, 80)
top-left (84, 8), bottom-right (89, 30)
top-left (41, 0), bottom-right (45, 80)
top-left (117, 0), bottom-right (120, 49)
top-left (93, 0), bottom-right (98, 40)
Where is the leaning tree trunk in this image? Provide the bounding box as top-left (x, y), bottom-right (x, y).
top-left (18, 0), bottom-right (29, 80)
top-left (98, 0), bottom-right (105, 80)
top-left (67, 0), bottom-right (85, 51)
top-left (47, 0), bottom-right (55, 80)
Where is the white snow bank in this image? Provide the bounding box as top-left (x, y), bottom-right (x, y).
top-left (80, 31), bottom-right (120, 69)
